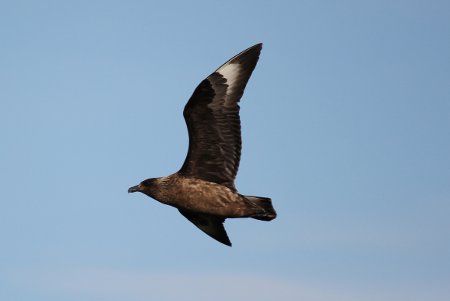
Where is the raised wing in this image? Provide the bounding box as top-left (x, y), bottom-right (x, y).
top-left (178, 43), bottom-right (262, 190)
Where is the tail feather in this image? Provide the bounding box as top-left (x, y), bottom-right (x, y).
top-left (245, 195), bottom-right (277, 221)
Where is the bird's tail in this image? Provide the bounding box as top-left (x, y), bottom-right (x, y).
top-left (245, 195), bottom-right (277, 221)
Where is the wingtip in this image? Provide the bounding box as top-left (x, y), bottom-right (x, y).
top-left (247, 42), bottom-right (263, 53)
top-left (221, 237), bottom-right (232, 247)
top-left (214, 228), bottom-right (232, 247)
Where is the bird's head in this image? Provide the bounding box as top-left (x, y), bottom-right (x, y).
top-left (128, 178), bottom-right (159, 197)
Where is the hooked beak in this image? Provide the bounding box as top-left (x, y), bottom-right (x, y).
top-left (128, 185), bottom-right (140, 193)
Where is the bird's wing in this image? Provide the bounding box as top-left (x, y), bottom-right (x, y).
top-left (179, 209), bottom-right (232, 246)
top-left (178, 43), bottom-right (262, 190)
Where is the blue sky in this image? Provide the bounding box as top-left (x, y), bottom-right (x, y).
top-left (1, 0), bottom-right (449, 300)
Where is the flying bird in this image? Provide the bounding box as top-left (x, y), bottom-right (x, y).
top-left (128, 43), bottom-right (276, 246)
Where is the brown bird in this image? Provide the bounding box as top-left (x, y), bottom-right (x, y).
top-left (128, 43), bottom-right (276, 246)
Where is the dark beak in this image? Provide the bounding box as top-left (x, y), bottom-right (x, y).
top-left (128, 185), bottom-right (140, 193)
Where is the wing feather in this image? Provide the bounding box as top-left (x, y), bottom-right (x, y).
top-left (178, 43), bottom-right (262, 189)
top-left (179, 209), bottom-right (231, 246)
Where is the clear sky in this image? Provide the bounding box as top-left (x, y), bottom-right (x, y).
top-left (1, 1), bottom-right (449, 300)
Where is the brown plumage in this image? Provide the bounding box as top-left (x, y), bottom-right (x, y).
top-left (128, 43), bottom-right (276, 246)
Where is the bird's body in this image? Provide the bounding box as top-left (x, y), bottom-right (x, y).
top-left (139, 175), bottom-right (273, 219)
top-left (129, 43), bottom-right (276, 246)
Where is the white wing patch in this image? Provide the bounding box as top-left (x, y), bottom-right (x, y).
top-left (217, 63), bottom-right (241, 104)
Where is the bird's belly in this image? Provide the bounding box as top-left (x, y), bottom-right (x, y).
top-left (159, 179), bottom-right (248, 217)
